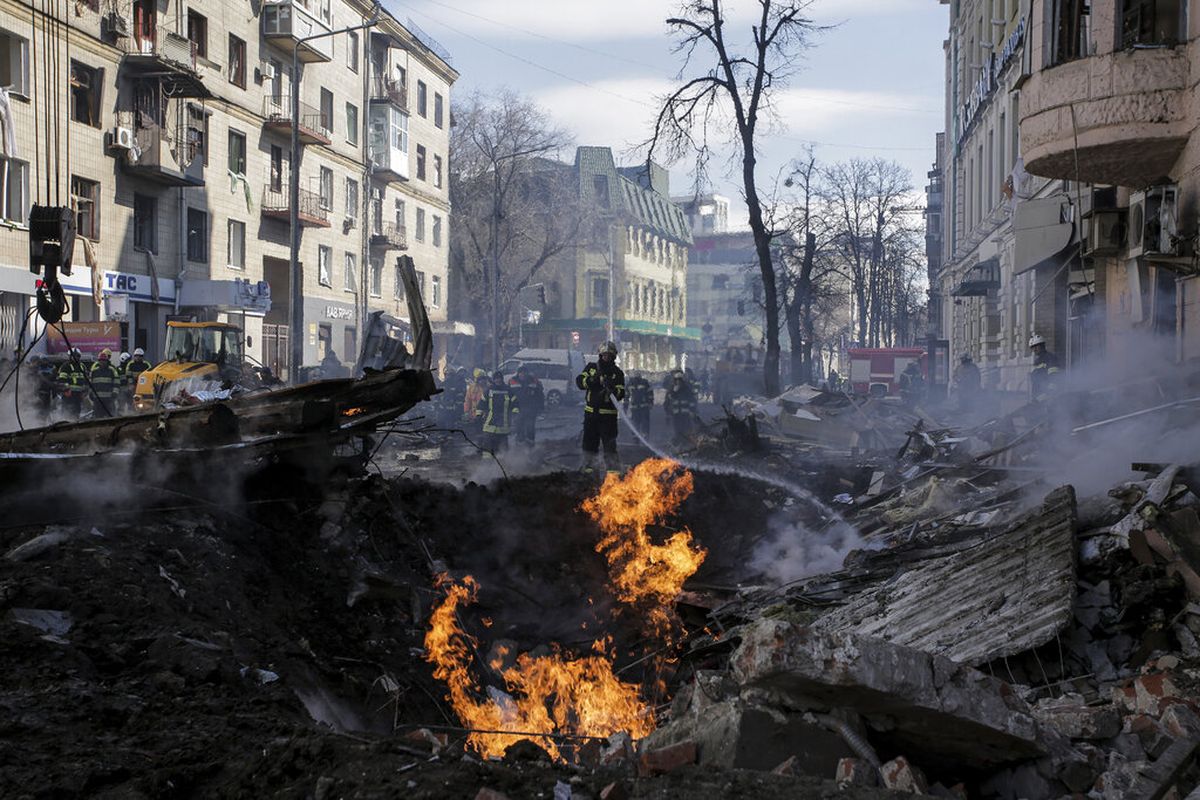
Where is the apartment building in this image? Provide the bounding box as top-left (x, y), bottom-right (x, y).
top-left (1018, 0), bottom-right (1198, 372)
top-left (0, 0), bottom-right (456, 378)
top-left (525, 147), bottom-right (698, 372)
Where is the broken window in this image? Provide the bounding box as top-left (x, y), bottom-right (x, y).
top-left (71, 176), bottom-right (99, 241)
top-left (431, 275), bottom-right (441, 309)
top-left (318, 245), bottom-right (332, 287)
top-left (186, 207), bottom-right (207, 262)
top-left (228, 34), bottom-right (245, 88)
top-left (187, 10), bottom-right (207, 59)
top-left (228, 219), bottom-right (245, 268)
top-left (69, 61), bottom-right (102, 127)
top-left (1120, 0), bottom-right (1183, 48)
top-left (0, 29), bottom-right (30, 96)
top-left (133, 193), bottom-right (157, 253)
top-left (186, 104), bottom-right (207, 166)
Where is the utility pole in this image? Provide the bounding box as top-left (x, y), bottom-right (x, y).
top-left (489, 166), bottom-right (501, 368)
top-left (289, 7), bottom-right (380, 384)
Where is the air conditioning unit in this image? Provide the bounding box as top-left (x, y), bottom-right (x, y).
top-left (110, 126), bottom-right (135, 151)
top-left (1128, 184), bottom-right (1179, 259)
top-left (1084, 210), bottom-right (1125, 257)
top-left (103, 13), bottom-right (129, 38)
top-left (255, 61), bottom-right (276, 84)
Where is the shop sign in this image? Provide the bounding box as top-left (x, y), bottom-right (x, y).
top-left (325, 305), bottom-right (353, 320)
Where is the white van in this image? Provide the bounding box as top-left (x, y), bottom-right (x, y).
top-left (498, 348), bottom-right (585, 408)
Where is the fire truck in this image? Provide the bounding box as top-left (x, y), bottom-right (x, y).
top-left (846, 347), bottom-right (927, 397)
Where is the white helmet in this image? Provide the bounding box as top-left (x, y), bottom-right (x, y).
top-left (119, 352), bottom-right (131, 364)
top-left (69, 347), bottom-right (82, 357)
top-left (133, 347), bottom-right (145, 357)
top-left (1028, 334), bottom-right (1046, 349)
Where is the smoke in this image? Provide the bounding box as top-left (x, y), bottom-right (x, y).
top-left (747, 512), bottom-right (863, 586)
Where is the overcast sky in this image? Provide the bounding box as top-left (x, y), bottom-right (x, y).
top-left (390, 0), bottom-right (948, 226)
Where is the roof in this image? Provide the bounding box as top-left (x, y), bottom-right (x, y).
top-left (573, 147), bottom-right (692, 247)
top-left (166, 321), bottom-right (242, 330)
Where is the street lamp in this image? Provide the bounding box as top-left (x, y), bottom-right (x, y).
top-left (289, 4), bottom-right (380, 384)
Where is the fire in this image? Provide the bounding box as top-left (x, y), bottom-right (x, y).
top-left (581, 458), bottom-right (707, 640)
top-left (424, 574), bottom-right (655, 761)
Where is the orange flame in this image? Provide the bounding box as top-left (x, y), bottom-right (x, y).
top-left (424, 574), bottom-right (655, 761)
top-left (581, 458), bottom-right (707, 640)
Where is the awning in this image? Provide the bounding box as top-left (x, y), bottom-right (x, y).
top-left (535, 317), bottom-right (702, 341)
top-left (953, 256), bottom-right (1000, 297)
top-left (1014, 195), bottom-right (1075, 275)
top-left (179, 279), bottom-right (271, 316)
top-left (432, 320), bottom-right (475, 336)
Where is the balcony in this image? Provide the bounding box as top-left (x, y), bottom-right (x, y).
top-left (261, 0), bottom-right (333, 63)
top-left (953, 257), bottom-right (1000, 298)
top-left (122, 32), bottom-right (210, 97)
top-left (114, 110), bottom-right (205, 187)
top-left (261, 186), bottom-right (330, 227)
top-left (369, 77), bottom-right (408, 111)
top-left (1019, 46), bottom-right (1189, 187)
top-left (369, 222), bottom-right (407, 251)
top-left (263, 96), bottom-right (332, 146)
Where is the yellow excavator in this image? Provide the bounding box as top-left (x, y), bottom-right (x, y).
top-left (132, 321), bottom-right (245, 411)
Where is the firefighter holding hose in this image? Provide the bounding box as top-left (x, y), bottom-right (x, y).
top-left (576, 340), bottom-right (626, 474)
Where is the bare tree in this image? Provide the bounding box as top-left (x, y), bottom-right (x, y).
top-left (649, 0), bottom-right (821, 396)
top-left (449, 90), bottom-right (577, 365)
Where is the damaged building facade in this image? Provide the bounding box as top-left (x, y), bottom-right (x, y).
top-left (0, 0), bottom-right (461, 376)
top-left (524, 147), bottom-right (699, 371)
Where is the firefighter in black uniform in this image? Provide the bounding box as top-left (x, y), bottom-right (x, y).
top-left (623, 372), bottom-right (654, 436)
top-left (508, 365), bottom-right (544, 447)
top-left (89, 348), bottom-right (120, 418)
top-left (57, 348), bottom-right (87, 419)
top-left (475, 370), bottom-right (519, 455)
top-left (576, 340), bottom-right (625, 473)
top-left (664, 370), bottom-right (699, 445)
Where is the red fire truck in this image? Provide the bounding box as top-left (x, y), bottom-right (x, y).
top-left (846, 347), bottom-right (926, 397)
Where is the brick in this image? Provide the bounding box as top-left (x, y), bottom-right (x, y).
top-left (880, 756), bottom-right (928, 794)
top-left (638, 740), bottom-right (697, 777)
top-left (1115, 673), bottom-right (1187, 716)
top-left (836, 757), bottom-right (878, 788)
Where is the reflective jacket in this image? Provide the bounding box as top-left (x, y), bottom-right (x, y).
top-left (464, 380), bottom-right (487, 417)
top-left (476, 385), bottom-right (518, 434)
top-left (89, 361), bottom-right (120, 399)
top-left (665, 383), bottom-right (698, 417)
top-left (1030, 352), bottom-right (1061, 402)
top-left (576, 361), bottom-right (625, 415)
top-left (508, 375), bottom-right (544, 416)
top-left (57, 361), bottom-right (87, 396)
top-left (125, 359), bottom-right (150, 386)
top-left (625, 377), bottom-right (654, 410)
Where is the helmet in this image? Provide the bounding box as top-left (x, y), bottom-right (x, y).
top-left (473, 368), bottom-right (486, 379)
top-left (1028, 334), bottom-right (1046, 349)
top-left (69, 347), bottom-right (81, 358)
top-left (491, 370), bottom-right (505, 382)
top-left (119, 352), bottom-right (131, 364)
top-left (599, 341), bottom-right (618, 356)
top-left (98, 348), bottom-right (112, 360)
top-left (133, 347), bottom-right (145, 357)
top-left (672, 369), bottom-right (685, 380)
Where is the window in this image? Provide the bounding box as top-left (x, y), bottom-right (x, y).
top-left (370, 259), bottom-right (382, 296)
top-left (318, 323), bottom-right (332, 360)
top-left (71, 176), bottom-right (99, 240)
top-left (345, 177), bottom-right (358, 220)
top-left (187, 10), bottom-right (207, 59)
top-left (432, 215), bottom-right (442, 247)
top-left (269, 144), bottom-right (283, 193)
top-left (347, 30), bottom-right (359, 71)
top-left (69, 61), bottom-right (102, 127)
top-left (318, 245), bottom-right (332, 286)
top-left (344, 251), bottom-right (356, 292)
top-left (394, 198), bottom-right (405, 228)
top-left (186, 208), bottom-right (207, 262)
top-left (319, 166), bottom-right (333, 210)
top-left (187, 104), bottom-right (208, 166)
top-left (416, 80), bottom-right (427, 117)
top-left (344, 328), bottom-right (356, 361)
top-left (228, 34), bottom-right (245, 88)
top-left (434, 92), bottom-right (444, 128)
top-left (417, 270), bottom-right (426, 299)
top-left (1121, 0), bottom-right (1183, 48)
top-left (0, 30), bottom-right (30, 96)
top-left (433, 155), bottom-right (442, 188)
top-left (320, 88), bottom-right (333, 131)
top-left (0, 157), bottom-right (27, 224)
top-left (431, 275), bottom-right (441, 309)
top-left (228, 129), bottom-right (246, 174)
top-left (590, 276), bottom-right (609, 310)
top-left (393, 261), bottom-right (405, 300)
top-left (1049, 0), bottom-right (1089, 65)
top-left (416, 144), bottom-right (426, 180)
top-left (593, 175), bottom-right (610, 208)
top-left (133, 193), bottom-right (157, 253)
top-left (346, 102), bottom-right (358, 146)
top-left (227, 220), bottom-right (245, 268)
top-left (396, 111), bottom-right (409, 152)
top-left (415, 207), bottom-right (425, 241)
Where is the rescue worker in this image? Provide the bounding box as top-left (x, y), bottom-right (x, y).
top-left (56, 348), bottom-right (87, 419)
top-left (664, 370), bottom-right (699, 445)
top-left (1028, 334), bottom-right (1060, 403)
top-left (89, 348), bottom-right (120, 418)
top-left (116, 352), bottom-right (133, 413)
top-left (953, 353), bottom-right (982, 411)
top-left (463, 368), bottom-right (487, 428)
top-left (623, 371), bottom-right (654, 436)
top-left (475, 370), bottom-right (518, 454)
top-left (898, 361), bottom-right (925, 406)
top-left (440, 366), bottom-right (468, 427)
top-left (508, 365), bottom-right (544, 447)
top-left (125, 347), bottom-right (151, 384)
top-left (827, 368), bottom-right (841, 393)
top-left (27, 355), bottom-right (56, 422)
top-left (576, 341), bottom-right (625, 473)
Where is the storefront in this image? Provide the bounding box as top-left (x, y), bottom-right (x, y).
top-left (58, 268), bottom-right (178, 360)
top-left (303, 297), bottom-right (357, 373)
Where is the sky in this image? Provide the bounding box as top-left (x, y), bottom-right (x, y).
top-left (389, 0), bottom-right (948, 227)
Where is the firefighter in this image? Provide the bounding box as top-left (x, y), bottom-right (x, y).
top-left (440, 366), bottom-right (468, 427)
top-left (89, 348), bottom-right (120, 418)
top-left (26, 355), bottom-right (56, 422)
top-left (56, 348), bottom-right (87, 419)
top-left (664, 370), bottom-right (699, 445)
top-left (464, 368), bottom-right (487, 427)
top-left (623, 371), bottom-right (654, 436)
top-left (953, 353), bottom-right (982, 411)
top-left (1028, 334), bottom-right (1060, 403)
top-left (576, 340), bottom-right (625, 473)
top-left (508, 365), bottom-right (544, 447)
top-left (475, 369), bottom-right (518, 454)
top-left (898, 361), bottom-right (925, 406)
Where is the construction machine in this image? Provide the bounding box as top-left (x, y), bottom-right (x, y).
top-left (132, 321), bottom-right (245, 411)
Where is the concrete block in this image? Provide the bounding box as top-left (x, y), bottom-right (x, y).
top-left (835, 757), bottom-right (878, 789)
top-left (638, 740), bottom-right (697, 777)
top-left (1033, 698), bottom-right (1121, 740)
top-left (880, 756), bottom-right (928, 794)
top-left (1160, 703), bottom-right (1200, 739)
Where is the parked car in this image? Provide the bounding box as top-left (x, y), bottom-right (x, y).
top-left (498, 349), bottom-right (585, 408)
